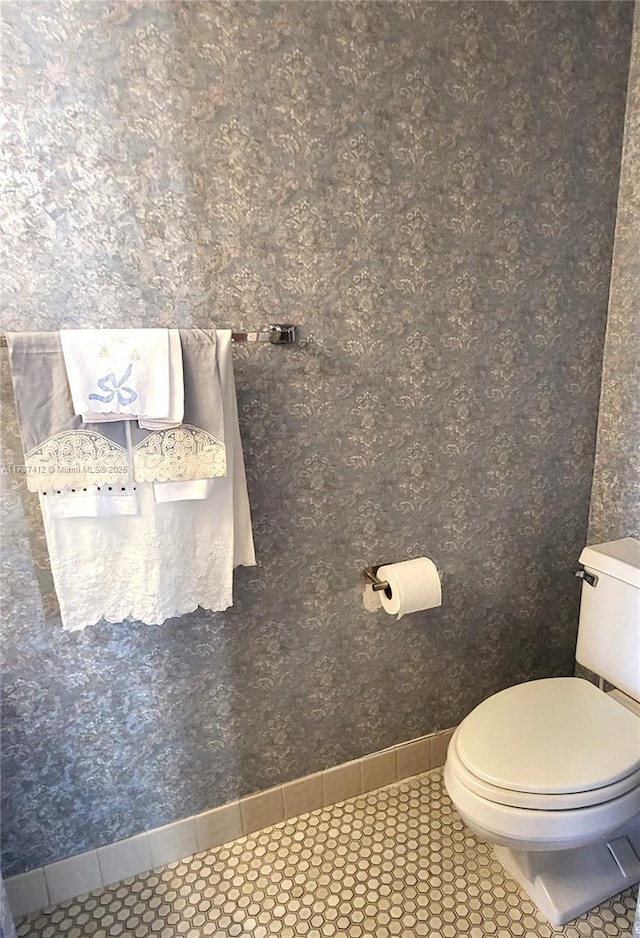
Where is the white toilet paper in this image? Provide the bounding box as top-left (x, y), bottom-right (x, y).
top-left (377, 557), bottom-right (442, 619)
top-left (363, 584), bottom-right (383, 613)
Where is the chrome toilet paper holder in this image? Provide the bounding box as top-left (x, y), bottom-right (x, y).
top-left (363, 566), bottom-right (390, 593)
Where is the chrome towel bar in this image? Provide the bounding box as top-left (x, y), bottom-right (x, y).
top-left (0, 324), bottom-right (297, 348)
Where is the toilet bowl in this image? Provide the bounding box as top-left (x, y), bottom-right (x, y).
top-left (445, 677), bottom-right (640, 847)
top-left (444, 537), bottom-right (640, 924)
top-left (444, 677), bottom-right (640, 924)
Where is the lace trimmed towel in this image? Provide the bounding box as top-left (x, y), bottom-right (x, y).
top-left (7, 330), bottom-right (226, 492)
top-left (59, 328), bottom-right (184, 429)
top-left (39, 330), bottom-right (256, 629)
top-left (6, 332), bottom-right (130, 493)
top-left (131, 329), bottom-right (226, 487)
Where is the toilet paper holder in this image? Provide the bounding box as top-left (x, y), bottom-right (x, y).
top-left (363, 566), bottom-right (390, 593)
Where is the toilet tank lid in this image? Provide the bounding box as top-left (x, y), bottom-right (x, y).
top-left (579, 537), bottom-right (640, 588)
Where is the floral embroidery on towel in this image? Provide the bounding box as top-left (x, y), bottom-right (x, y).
top-left (133, 425), bottom-right (227, 482)
top-left (24, 430), bottom-right (129, 492)
top-left (88, 363), bottom-right (138, 406)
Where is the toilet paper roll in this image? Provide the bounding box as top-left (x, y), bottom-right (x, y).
top-left (363, 584), bottom-right (382, 613)
top-left (377, 557), bottom-right (442, 619)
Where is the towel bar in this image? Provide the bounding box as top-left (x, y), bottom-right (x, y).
top-left (0, 324), bottom-right (297, 348)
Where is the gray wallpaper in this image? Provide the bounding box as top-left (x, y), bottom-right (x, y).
top-left (0, 1), bottom-right (633, 876)
top-left (588, 2), bottom-right (640, 544)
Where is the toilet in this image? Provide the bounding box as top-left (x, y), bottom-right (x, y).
top-left (444, 537), bottom-right (640, 925)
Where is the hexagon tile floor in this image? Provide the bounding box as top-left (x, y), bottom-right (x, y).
top-left (15, 768), bottom-right (639, 938)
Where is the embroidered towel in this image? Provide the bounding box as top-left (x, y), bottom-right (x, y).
top-left (59, 328), bottom-right (184, 428)
top-left (39, 330), bottom-right (255, 629)
top-left (134, 328), bottom-right (226, 492)
top-left (6, 332), bottom-right (130, 492)
top-left (43, 483), bottom-right (139, 519)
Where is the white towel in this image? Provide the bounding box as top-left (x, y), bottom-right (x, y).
top-left (153, 480), bottom-right (211, 502)
top-left (40, 330), bottom-right (255, 629)
top-left (59, 329), bottom-right (184, 428)
top-left (138, 330), bottom-right (184, 430)
top-left (130, 329), bottom-right (225, 482)
top-left (41, 483), bottom-right (140, 519)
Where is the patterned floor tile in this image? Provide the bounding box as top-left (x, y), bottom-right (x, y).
top-left (15, 768), bottom-right (639, 937)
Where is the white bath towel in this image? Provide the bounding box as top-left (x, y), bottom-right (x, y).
top-left (40, 330), bottom-right (255, 629)
top-left (59, 329), bottom-right (184, 428)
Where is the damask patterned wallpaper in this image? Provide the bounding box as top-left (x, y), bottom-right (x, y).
top-left (0, 2), bottom-right (633, 875)
top-left (588, 2), bottom-right (640, 544)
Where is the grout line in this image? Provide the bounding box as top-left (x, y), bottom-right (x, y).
top-left (95, 850), bottom-right (106, 890)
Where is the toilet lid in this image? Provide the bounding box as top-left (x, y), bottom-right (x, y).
top-left (456, 678), bottom-right (640, 795)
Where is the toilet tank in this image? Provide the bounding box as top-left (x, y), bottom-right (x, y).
top-left (575, 537), bottom-right (640, 701)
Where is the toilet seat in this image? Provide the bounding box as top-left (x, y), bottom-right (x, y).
top-left (448, 729), bottom-right (640, 810)
top-left (455, 678), bottom-right (640, 804)
top-left (444, 677), bottom-right (640, 850)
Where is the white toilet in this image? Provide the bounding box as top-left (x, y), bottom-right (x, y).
top-left (444, 537), bottom-right (640, 925)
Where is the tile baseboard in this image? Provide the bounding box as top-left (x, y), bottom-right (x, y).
top-left (5, 726), bottom-right (455, 919)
